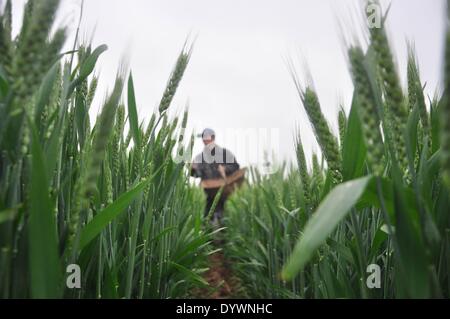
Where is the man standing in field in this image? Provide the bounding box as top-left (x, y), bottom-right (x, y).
top-left (190, 128), bottom-right (240, 224)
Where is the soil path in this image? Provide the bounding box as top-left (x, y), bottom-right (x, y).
top-left (193, 250), bottom-right (241, 299)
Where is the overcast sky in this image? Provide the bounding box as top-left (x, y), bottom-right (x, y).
top-left (10, 0), bottom-right (447, 169)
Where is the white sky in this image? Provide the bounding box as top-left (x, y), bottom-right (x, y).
top-left (10, 0), bottom-right (446, 169)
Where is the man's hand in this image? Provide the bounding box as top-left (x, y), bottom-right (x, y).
top-left (218, 165), bottom-right (226, 179)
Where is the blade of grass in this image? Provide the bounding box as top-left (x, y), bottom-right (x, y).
top-left (78, 175), bottom-right (156, 252)
top-left (28, 117), bottom-right (62, 298)
top-left (127, 72), bottom-right (141, 148)
top-left (282, 176), bottom-right (372, 281)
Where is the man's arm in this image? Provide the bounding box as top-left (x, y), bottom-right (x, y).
top-left (190, 163), bottom-right (200, 177)
top-left (223, 149), bottom-right (240, 175)
top-left (191, 154), bottom-right (204, 178)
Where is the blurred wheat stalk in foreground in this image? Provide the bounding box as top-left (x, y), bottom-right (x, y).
top-left (0, 0), bottom-right (211, 299)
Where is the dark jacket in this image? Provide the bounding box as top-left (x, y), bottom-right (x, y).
top-left (191, 144), bottom-right (239, 180)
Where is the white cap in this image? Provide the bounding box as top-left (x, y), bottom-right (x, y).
top-left (198, 128), bottom-right (216, 139)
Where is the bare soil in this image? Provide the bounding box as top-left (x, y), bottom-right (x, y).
top-left (192, 251), bottom-right (242, 299)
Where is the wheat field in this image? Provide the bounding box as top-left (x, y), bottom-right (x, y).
top-left (0, 0), bottom-right (449, 299)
